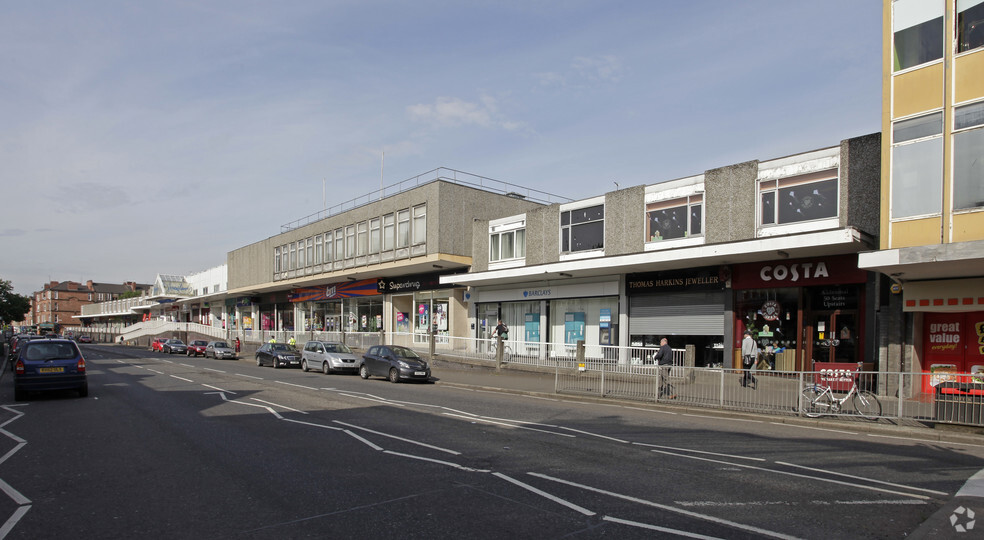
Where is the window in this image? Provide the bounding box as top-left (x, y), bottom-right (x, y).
top-left (958, 0), bottom-right (984, 53)
top-left (334, 228), bottom-right (344, 262)
top-left (297, 240), bottom-right (306, 268)
top-left (893, 0), bottom-right (944, 71)
top-left (306, 237), bottom-right (314, 266)
top-left (397, 209), bottom-right (410, 248)
top-left (561, 204), bottom-right (604, 253)
top-left (413, 205), bottom-right (426, 245)
top-left (383, 213), bottom-right (395, 251)
top-left (289, 243), bottom-right (297, 270)
top-left (275, 246), bottom-right (282, 273)
top-left (314, 234), bottom-right (322, 264)
top-left (892, 112), bottom-right (943, 218)
top-left (490, 224), bottom-right (526, 262)
top-left (369, 218), bottom-right (381, 253)
top-left (357, 221), bottom-right (368, 256)
top-left (345, 225), bottom-right (356, 258)
top-left (759, 170), bottom-right (838, 225)
top-left (324, 231), bottom-right (333, 263)
top-left (646, 196), bottom-right (703, 241)
top-left (954, 101), bottom-right (984, 210)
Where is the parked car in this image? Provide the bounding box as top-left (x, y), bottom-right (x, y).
top-left (162, 339), bottom-right (188, 354)
top-left (360, 345), bottom-right (431, 383)
top-left (151, 338), bottom-right (168, 352)
top-left (205, 341), bottom-right (237, 360)
top-left (187, 340), bottom-right (208, 357)
top-left (77, 335), bottom-right (92, 344)
top-left (14, 338), bottom-right (88, 400)
top-left (9, 334), bottom-right (44, 361)
top-left (301, 341), bottom-right (360, 374)
top-left (255, 343), bottom-right (301, 368)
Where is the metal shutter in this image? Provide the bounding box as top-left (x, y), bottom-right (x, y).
top-left (629, 291), bottom-right (725, 336)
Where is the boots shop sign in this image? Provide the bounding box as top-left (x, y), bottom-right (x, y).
top-left (731, 254), bottom-right (867, 289)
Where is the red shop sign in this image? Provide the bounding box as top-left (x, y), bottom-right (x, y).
top-left (732, 254), bottom-right (867, 289)
top-left (814, 362), bottom-right (859, 392)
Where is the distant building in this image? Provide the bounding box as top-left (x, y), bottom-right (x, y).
top-left (18, 280), bottom-right (151, 333)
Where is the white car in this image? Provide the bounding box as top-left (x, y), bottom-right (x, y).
top-left (205, 341), bottom-right (237, 360)
top-left (301, 341), bottom-right (360, 374)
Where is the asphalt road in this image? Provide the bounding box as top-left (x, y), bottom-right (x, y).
top-left (1, 344), bottom-right (983, 539)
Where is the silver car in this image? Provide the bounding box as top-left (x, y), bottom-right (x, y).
top-left (301, 341), bottom-right (360, 374)
top-left (205, 341), bottom-right (237, 360)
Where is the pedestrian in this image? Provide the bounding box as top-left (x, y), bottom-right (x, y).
top-left (493, 319), bottom-right (508, 340)
top-left (653, 337), bottom-right (675, 399)
top-left (740, 331), bottom-right (758, 388)
top-left (269, 336), bottom-right (277, 345)
top-left (288, 335), bottom-right (296, 349)
top-left (235, 337), bottom-right (241, 353)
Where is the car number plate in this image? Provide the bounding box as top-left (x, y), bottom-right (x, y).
top-left (39, 367), bottom-right (65, 373)
top-left (414, 371), bottom-right (426, 376)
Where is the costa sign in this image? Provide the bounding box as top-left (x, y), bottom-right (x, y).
top-left (732, 254), bottom-right (866, 289)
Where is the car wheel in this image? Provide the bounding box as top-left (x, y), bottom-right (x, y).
top-left (256, 356), bottom-right (262, 366)
top-left (359, 364), bottom-right (370, 379)
top-left (272, 360), bottom-right (279, 369)
top-left (389, 368), bottom-right (400, 384)
top-left (322, 362), bottom-right (329, 375)
top-left (79, 381), bottom-right (88, 398)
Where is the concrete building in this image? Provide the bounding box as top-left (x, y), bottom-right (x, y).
top-left (21, 280), bottom-right (150, 333)
top-left (859, 0), bottom-right (984, 392)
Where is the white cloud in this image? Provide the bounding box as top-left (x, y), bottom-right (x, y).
top-left (536, 54), bottom-right (623, 87)
top-left (407, 96), bottom-right (521, 131)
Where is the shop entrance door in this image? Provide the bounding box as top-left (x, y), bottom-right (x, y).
top-left (811, 310), bottom-right (859, 363)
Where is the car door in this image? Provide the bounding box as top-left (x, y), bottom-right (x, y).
top-left (364, 346), bottom-right (380, 375)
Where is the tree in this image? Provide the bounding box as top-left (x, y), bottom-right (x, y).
top-left (0, 279), bottom-right (31, 326)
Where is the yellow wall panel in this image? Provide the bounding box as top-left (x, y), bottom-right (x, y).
top-left (892, 64), bottom-right (944, 118)
top-left (890, 217), bottom-right (942, 248)
top-left (955, 52), bottom-right (984, 104)
top-left (952, 212), bottom-right (984, 243)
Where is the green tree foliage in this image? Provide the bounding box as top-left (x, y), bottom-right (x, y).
top-left (0, 279), bottom-right (31, 324)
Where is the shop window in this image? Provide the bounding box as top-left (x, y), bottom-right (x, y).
top-left (561, 204), bottom-right (604, 253)
top-left (357, 221), bottom-right (368, 256)
top-left (958, 0), bottom-right (984, 53)
top-left (334, 228), bottom-right (344, 262)
top-left (646, 196), bottom-right (703, 241)
top-left (893, 0), bottom-right (944, 71)
top-left (954, 101), bottom-right (984, 210)
top-left (892, 112), bottom-right (943, 218)
top-left (397, 209), bottom-right (410, 248)
top-left (345, 225), bottom-right (355, 259)
top-left (383, 213), bottom-right (395, 251)
top-left (413, 204), bottom-right (426, 245)
top-left (369, 217), bottom-right (381, 253)
top-left (759, 170), bottom-right (838, 226)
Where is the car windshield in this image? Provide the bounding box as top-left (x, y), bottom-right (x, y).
top-left (390, 346), bottom-right (419, 359)
top-left (325, 344), bottom-right (352, 354)
top-left (25, 343), bottom-right (77, 361)
top-left (213, 342), bottom-right (228, 348)
top-left (192, 341), bottom-right (207, 346)
top-left (168, 340), bottom-right (184, 345)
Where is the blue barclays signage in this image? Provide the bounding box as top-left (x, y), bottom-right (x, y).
top-left (523, 289), bottom-right (552, 298)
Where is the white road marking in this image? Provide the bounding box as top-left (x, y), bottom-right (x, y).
top-left (494, 472), bottom-right (595, 516)
top-left (343, 429), bottom-right (383, 451)
top-left (179, 363), bottom-right (194, 368)
top-left (776, 461), bottom-right (948, 496)
top-left (0, 443), bottom-right (27, 468)
top-left (529, 472), bottom-right (802, 540)
top-left (282, 418), bottom-right (342, 430)
top-left (0, 478), bottom-right (29, 506)
top-left (148, 369), bottom-right (164, 374)
top-left (275, 381), bottom-right (319, 391)
top-left (169, 375), bottom-right (194, 383)
top-left (250, 398), bottom-right (308, 414)
top-left (204, 368), bottom-right (226, 373)
top-left (333, 420), bottom-right (460, 455)
top-left (441, 413), bottom-right (575, 438)
top-left (338, 393), bottom-right (407, 406)
top-left (202, 384), bottom-right (234, 394)
top-left (385, 450), bottom-right (490, 473)
top-left (768, 422), bottom-right (857, 435)
top-left (234, 373), bottom-right (262, 380)
top-left (868, 433), bottom-right (984, 448)
top-left (604, 515), bottom-right (725, 539)
top-left (0, 506), bottom-right (31, 539)
top-left (633, 442), bottom-right (767, 462)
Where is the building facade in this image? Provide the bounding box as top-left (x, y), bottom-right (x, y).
top-left (22, 280), bottom-right (149, 333)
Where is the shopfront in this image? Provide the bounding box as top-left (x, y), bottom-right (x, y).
top-left (626, 266), bottom-right (728, 367)
top-left (290, 279), bottom-right (382, 335)
top-left (377, 272), bottom-right (463, 344)
top-left (731, 254), bottom-right (870, 371)
top-left (475, 280), bottom-right (619, 357)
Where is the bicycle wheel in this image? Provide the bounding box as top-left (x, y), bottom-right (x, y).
top-left (801, 386), bottom-right (828, 418)
top-left (853, 390), bottom-right (882, 420)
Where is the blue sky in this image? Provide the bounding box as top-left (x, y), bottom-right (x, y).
top-left (0, 1), bottom-right (882, 296)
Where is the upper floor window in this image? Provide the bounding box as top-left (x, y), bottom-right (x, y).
top-left (490, 220), bottom-right (526, 262)
top-left (954, 100), bottom-right (984, 210)
top-left (892, 111), bottom-right (943, 218)
top-left (289, 243), bottom-right (297, 270)
top-left (893, 0), bottom-right (944, 71)
top-left (369, 218), bottom-right (381, 253)
top-left (383, 213), bottom-right (395, 251)
top-left (646, 196), bottom-right (702, 241)
top-left (297, 240), bottom-right (306, 268)
top-left (314, 234), bottom-right (322, 264)
top-left (334, 228), bottom-right (344, 262)
top-left (306, 237), bottom-right (314, 266)
top-left (760, 170), bottom-right (838, 226)
top-left (958, 0), bottom-right (984, 53)
top-left (345, 225), bottom-right (356, 259)
top-left (397, 210), bottom-right (410, 248)
top-left (561, 204), bottom-right (604, 253)
top-left (413, 205), bottom-right (426, 245)
top-left (323, 232), bottom-right (333, 263)
top-left (275, 246), bottom-right (282, 273)
top-left (357, 221), bottom-right (368, 256)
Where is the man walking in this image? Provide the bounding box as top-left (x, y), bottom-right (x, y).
top-left (741, 331), bottom-right (758, 388)
top-left (653, 337), bottom-right (675, 399)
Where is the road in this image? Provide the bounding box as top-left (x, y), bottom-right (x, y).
top-left (0, 344), bottom-right (982, 538)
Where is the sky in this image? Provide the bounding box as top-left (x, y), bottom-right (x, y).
top-left (0, 1), bottom-right (883, 296)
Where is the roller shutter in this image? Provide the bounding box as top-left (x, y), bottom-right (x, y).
top-left (630, 290), bottom-right (725, 336)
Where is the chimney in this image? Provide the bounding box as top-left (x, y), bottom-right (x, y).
top-left (87, 280), bottom-right (95, 291)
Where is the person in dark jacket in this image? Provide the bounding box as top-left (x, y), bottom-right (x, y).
top-left (653, 337), bottom-right (675, 399)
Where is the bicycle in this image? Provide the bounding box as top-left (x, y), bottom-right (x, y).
top-left (488, 340), bottom-right (512, 362)
top-left (801, 362), bottom-right (882, 420)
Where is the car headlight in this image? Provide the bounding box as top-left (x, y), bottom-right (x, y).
top-left (397, 360), bottom-right (410, 368)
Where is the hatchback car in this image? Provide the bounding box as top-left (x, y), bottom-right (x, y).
top-left (360, 345), bottom-right (431, 383)
top-left (77, 335), bottom-right (93, 344)
top-left (14, 338), bottom-right (88, 400)
top-left (205, 341), bottom-right (237, 359)
top-left (151, 338), bottom-right (168, 352)
top-left (255, 343), bottom-right (301, 368)
top-left (301, 341), bottom-right (360, 374)
top-left (187, 340), bottom-right (209, 357)
top-left (162, 339), bottom-right (188, 354)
